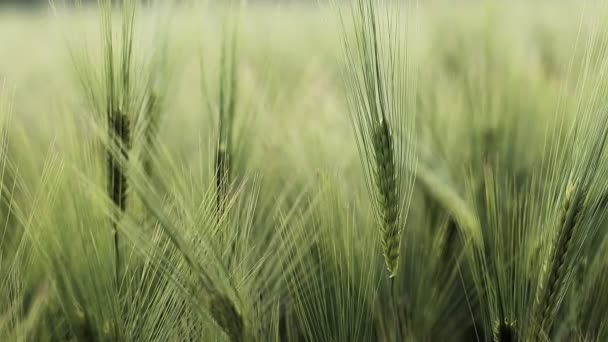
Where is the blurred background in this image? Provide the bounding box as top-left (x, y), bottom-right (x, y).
top-left (2, 1), bottom-right (608, 341)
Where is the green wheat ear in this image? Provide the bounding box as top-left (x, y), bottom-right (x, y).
top-left (108, 110), bottom-right (131, 214)
top-left (107, 110), bottom-right (130, 281)
top-left (340, 0), bottom-right (416, 279)
top-left (534, 182), bottom-right (583, 338)
top-left (373, 119), bottom-right (400, 277)
top-left (208, 293), bottom-right (244, 342)
top-left (215, 141), bottom-right (230, 216)
top-left (493, 320), bottom-right (517, 342)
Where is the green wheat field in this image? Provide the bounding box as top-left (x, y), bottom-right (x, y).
top-left (1, 0), bottom-right (608, 341)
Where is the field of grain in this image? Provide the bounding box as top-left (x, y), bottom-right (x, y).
top-left (1, 1), bottom-right (608, 341)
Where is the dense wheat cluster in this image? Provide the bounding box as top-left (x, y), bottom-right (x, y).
top-left (1, 0), bottom-right (608, 341)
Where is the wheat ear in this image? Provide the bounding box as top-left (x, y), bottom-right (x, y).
top-left (493, 320), bottom-right (517, 342)
top-left (107, 109), bottom-right (131, 282)
top-left (372, 119), bottom-right (400, 277)
top-left (209, 293), bottom-right (244, 342)
top-left (142, 90), bottom-right (161, 177)
top-left (534, 183), bottom-right (582, 339)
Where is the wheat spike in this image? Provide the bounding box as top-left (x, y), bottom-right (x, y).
top-left (215, 141), bottom-right (230, 218)
top-left (534, 183), bottom-right (582, 338)
top-left (143, 90), bottom-right (161, 177)
top-left (372, 119), bottom-right (400, 277)
top-left (209, 293), bottom-right (244, 342)
top-left (107, 109), bottom-right (131, 283)
top-left (108, 110), bottom-right (130, 212)
top-left (493, 320), bottom-right (517, 342)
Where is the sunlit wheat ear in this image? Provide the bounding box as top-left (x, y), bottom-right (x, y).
top-left (493, 320), bottom-right (517, 342)
top-left (534, 182), bottom-right (582, 338)
top-left (209, 293), bottom-right (244, 342)
top-left (372, 119), bottom-right (400, 277)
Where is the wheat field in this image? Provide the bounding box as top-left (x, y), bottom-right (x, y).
top-left (1, 1), bottom-right (608, 341)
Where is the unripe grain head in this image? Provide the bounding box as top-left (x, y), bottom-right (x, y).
top-left (493, 320), bottom-right (517, 342)
top-left (372, 119), bottom-right (400, 277)
top-left (209, 293), bottom-right (244, 342)
top-left (533, 182), bottom-right (583, 338)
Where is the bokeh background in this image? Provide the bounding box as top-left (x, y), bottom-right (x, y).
top-left (2, 1), bottom-right (608, 341)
